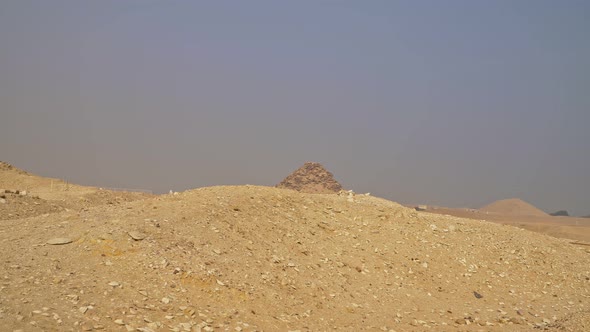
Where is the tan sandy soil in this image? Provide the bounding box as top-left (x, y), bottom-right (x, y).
top-left (1, 163), bottom-right (589, 331)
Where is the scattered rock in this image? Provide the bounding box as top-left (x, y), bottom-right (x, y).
top-left (137, 327), bottom-right (155, 332)
top-left (46, 238), bottom-right (73, 245)
top-left (128, 231), bottom-right (146, 241)
top-left (137, 328), bottom-right (155, 332)
top-left (455, 318), bottom-right (467, 325)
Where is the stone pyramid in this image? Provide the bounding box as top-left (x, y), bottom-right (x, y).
top-left (480, 198), bottom-right (548, 217)
top-left (276, 162), bottom-right (343, 194)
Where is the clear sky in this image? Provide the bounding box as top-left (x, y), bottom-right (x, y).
top-left (1, 1), bottom-right (589, 216)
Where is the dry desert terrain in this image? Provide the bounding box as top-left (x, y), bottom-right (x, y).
top-left (1, 162), bottom-right (589, 332)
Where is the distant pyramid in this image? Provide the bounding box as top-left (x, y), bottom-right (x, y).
top-left (480, 198), bottom-right (548, 217)
top-left (550, 210), bottom-right (569, 217)
top-left (276, 162), bottom-right (343, 194)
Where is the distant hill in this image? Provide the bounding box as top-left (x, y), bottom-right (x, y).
top-left (550, 210), bottom-right (569, 217)
top-left (480, 198), bottom-right (548, 217)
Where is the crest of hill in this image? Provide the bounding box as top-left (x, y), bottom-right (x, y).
top-left (0, 161), bottom-right (29, 175)
top-left (0, 161), bottom-right (91, 196)
top-left (0, 161), bottom-right (152, 209)
top-left (276, 162), bottom-right (343, 194)
top-left (480, 198), bottom-right (548, 217)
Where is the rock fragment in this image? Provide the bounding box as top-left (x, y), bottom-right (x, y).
top-left (128, 231), bottom-right (146, 241)
top-left (47, 238), bottom-right (73, 245)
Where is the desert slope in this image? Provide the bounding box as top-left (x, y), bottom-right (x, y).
top-left (0, 161), bottom-right (152, 220)
top-left (1, 184), bottom-right (589, 331)
top-left (0, 161), bottom-right (95, 200)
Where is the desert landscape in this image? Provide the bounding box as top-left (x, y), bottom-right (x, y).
top-left (2, 1), bottom-right (589, 331)
top-left (1, 161), bottom-right (589, 332)
top-left (418, 199), bottom-right (590, 245)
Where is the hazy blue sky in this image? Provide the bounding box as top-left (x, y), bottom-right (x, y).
top-left (1, 1), bottom-right (589, 215)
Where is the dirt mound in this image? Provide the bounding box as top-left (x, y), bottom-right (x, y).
top-left (0, 161), bottom-right (91, 200)
top-left (276, 162), bottom-right (343, 194)
top-left (1, 184), bottom-right (589, 331)
top-left (0, 163), bottom-right (152, 210)
top-left (0, 190), bottom-right (65, 220)
top-left (0, 161), bottom-right (24, 172)
top-left (0, 161), bottom-right (29, 175)
top-left (480, 198), bottom-right (548, 217)
top-left (78, 189), bottom-right (153, 207)
top-left (0, 187), bottom-right (152, 221)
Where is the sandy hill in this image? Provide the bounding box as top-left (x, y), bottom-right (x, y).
top-left (0, 161), bottom-right (30, 175)
top-left (276, 162), bottom-right (343, 194)
top-left (1, 179), bottom-right (589, 331)
top-left (0, 161), bottom-right (152, 220)
top-left (480, 198), bottom-right (549, 217)
top-left (0, 161), bottom-right (98, 200)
